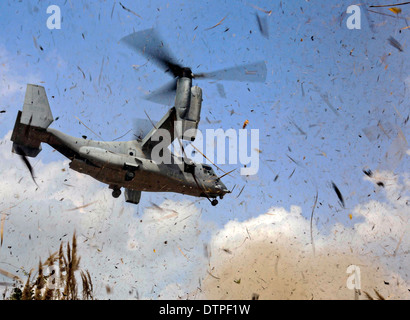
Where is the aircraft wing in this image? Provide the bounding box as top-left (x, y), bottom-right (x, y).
top-left (141, 107), bottom-right (177, 151)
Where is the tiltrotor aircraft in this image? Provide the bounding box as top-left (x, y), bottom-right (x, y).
top-left (11, 29), bottom-right (266, 206)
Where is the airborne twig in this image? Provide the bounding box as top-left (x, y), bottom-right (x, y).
top-left (205, 15), bottom-right (228, 30)
top-left (119, 2), bottom-right (142, 18)
top-left (310, 190), bottom-right (318, 256)
top-left (369, 2), bottom-right (410, 8)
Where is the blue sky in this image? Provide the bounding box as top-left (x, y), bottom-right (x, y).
top-left (0, 1), bottom-right (408, 299)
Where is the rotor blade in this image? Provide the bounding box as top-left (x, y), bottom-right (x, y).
top-left (143, 80), bottom-right (177, 105)
top-left (14, 145), bottom-right (38, 187)
top-left (194, 61), bottom-right (267, 82)
top-left (133, 118), bottom-right (158, 140)
top-left (120, 28), bottom-right (184, 78)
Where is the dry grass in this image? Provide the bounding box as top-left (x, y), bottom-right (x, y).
top-left (363, 289), bottom-right (386, 300)
top-left (7, 233), bottom-right (93, 300)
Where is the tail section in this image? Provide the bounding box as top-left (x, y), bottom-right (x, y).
top-left (11, 84), bottom-right (54, 157)
top-left (21, 84), bottom-right (53, 128)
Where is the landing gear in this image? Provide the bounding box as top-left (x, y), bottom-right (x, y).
top-left (125, 171), bottom-right (135, 181)
top-left (112, 188), bottom-right (121, 198)
top-left (211, 199), bottom-right (218, 206)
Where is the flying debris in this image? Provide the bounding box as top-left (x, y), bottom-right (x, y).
top-left (118, 2), bottom-right (142, 18)
top-left (331, 182), bottom-right (345, 208)
top-left (12, 144), bottom-right (38, 187)
top-left (236, 185), bottom-right (246, 198)
top-left (363, 169), bottom-right (373, 177)
top-left (0, 211), bottom-right (5, 247)
top-left (388, 7), bottom-right (402, 14)
top-left (205, 15), bottom-right (228, 30)
top-left (255, 13), bottom-right (269, 39)
top-left (216, 83), bottom-right (226, 98)
top-left (249, 3), bottom-right (272, 15)
top-left (388, 36), bottom-right (404, 52)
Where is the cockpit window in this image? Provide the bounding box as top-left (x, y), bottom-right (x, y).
top-left (202, 164), bottom-right (215, 176)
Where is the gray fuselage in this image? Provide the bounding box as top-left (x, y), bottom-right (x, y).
top-left (45, 128), bottom-right (228, 199)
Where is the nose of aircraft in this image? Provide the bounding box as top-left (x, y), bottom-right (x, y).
top-left (215, 180), bottom-right (230, 197)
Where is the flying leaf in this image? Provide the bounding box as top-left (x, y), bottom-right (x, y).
top-left (249, 3), bottom-right (272, 15)
top-left (0, 267), bottom-right (23, 284)
top-left (256, 13), bottom-right (269, 39)
top-left (119, 2), bottom-right (142, 18)
top-left (388, 36), bottom-right (404, 52)
top-left (331, 181), bottom-right (345, 208)
top-left (388, 7), bottom-right (402, 14)
top-left (66, 201), bottom-right (98, 212)
top-left (0, 211), bottom-right (5, 247)
top-left (205, 15), bottom-right (228, 30)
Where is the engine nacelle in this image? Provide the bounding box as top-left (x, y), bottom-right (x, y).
top-left (174, 78), bottom-right (203, 141)
top-left (174, 77), bottom-right (192, 120)
top-left (182, 86), bottom-right (202, 141)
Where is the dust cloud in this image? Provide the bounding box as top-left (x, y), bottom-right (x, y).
top-left (193, 173), bottom-right (409, 300)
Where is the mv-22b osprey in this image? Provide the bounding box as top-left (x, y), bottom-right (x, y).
top-left (10, 29), bottom-right (266, 206)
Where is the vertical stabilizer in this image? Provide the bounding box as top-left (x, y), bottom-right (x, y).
top-left (11, 84), bottom-right (54, 157)
top-left (20, 84), bottom-right (53, 128)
